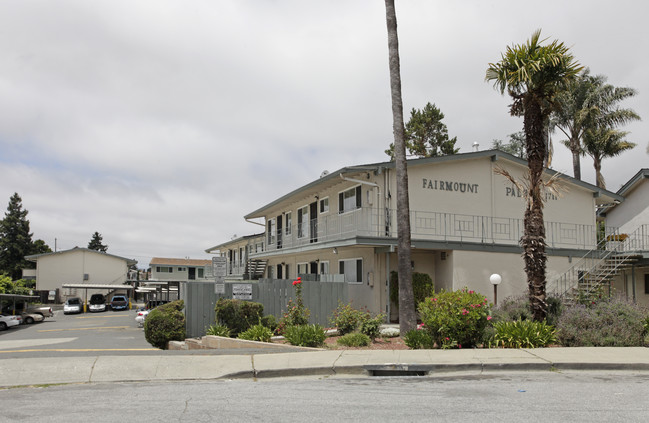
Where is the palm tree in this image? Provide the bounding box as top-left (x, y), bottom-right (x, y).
top-left (583, 128), bottom-right (636, 188)
top-left (384, 0), bottom-right (417, 334)
top-left (552, 70), bottom-right (639, 180)
top-left (486, 30), bottom-right (582, 321)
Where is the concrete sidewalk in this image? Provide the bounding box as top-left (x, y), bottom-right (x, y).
top-left (1, 347), bottom-right (649, 387)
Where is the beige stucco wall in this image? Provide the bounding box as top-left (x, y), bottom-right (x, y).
top-left (610, 266), bottom-right (649, 307)
top-left (406, 156), bottom-right (596, 226)
top-left (606, 180), bottom-right (649, 234)
top-left (35, 250), bottom-right (128, 296)
top-left (449, 250), bottom-right (572, 303)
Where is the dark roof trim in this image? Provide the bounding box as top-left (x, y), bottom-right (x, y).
top-left (616, 168), bottom-right (649, 196)
top-left (205, 233), bottom-right (265, 253)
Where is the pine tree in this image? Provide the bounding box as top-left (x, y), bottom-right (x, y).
top-left (88, 231), bottom-right (108, 252)
top-left (0, 193), bottom-right (35, 280)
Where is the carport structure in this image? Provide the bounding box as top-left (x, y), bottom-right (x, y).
top-left (0, 293), bottom-right (40, 315)
top-left (61, 284), bottom-right (134, 312)
top-left (135, 281), bottom-right (180, 306)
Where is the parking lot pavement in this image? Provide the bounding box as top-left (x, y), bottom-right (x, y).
top-left (0, 309), bottom-right (297, 358)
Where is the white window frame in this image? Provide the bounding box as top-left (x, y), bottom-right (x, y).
top-left (338, 185), bottom-right (362, 214)
top-left (338, 258), bottom-right (363, 284)
top-left (319, 260), bottom-right (329, 275)
top-left (297, 205), bottom-right (309, 239)
top-left (319, 197), bottom-right (329, 214)
top-left (297, 262), bottom-right (309, 276)
top-left (285, 212), bottom-right (292, 235)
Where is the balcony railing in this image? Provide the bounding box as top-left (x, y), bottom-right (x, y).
top-left (258, 207), bottom-right (606, 254)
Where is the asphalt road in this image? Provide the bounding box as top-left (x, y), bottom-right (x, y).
top-left (0, 309), bottom-right (280, 358)
top-left (3, 371), bottom-right (649, 422)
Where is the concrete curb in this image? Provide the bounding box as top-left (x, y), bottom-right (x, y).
top-left (2, 347), bottom-right (649, 387)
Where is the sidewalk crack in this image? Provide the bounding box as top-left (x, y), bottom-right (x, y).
top-left (88, 356), bottom-right (99, 383)
top-left (331, 351), bottom-right (344, 375)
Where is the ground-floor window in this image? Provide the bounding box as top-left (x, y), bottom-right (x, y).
top-left (156, 266), bottom-right (172, 273)
top-left (644, 274), bottom-right (649, 295)
top-left (297, 262), bottom-right (309, 276)
top-left (267, 265), bottom-right (274, 278)
top-left (339, 258), bottom-right (363, 283)
top-left (319, 261), bottom-right (329, 275)
top-left (198, 268), bottom-right (204, 278)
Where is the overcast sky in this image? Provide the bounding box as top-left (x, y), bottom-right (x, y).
top-left (1, 1), bottom-right (647, 268)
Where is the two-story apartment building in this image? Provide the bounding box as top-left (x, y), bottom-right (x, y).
top-left (205, 234), bottom-right (265, 281)
top-left (208, 150), bottom-right (622, 317)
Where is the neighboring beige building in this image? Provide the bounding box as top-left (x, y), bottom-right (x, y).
top-left (599, 169), bottom-right (649, 305)
top-left (208, 150), bottom-right (623, 317)
top-left (149, 258), bottom-right (213, 281)
top-left (25, 247), bottom-right (137, 300)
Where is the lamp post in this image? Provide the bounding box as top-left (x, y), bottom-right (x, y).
top-left (490, 273), bottom-right (502, 306)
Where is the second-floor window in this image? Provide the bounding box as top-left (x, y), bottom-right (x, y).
top-left (297, 206), bottom-right (309, 238)
top-left (339, 186), bottom-right (362, 214)
top-left (267, 219), bottom-right (276, 245)
top-left (285, 212), bottom-right (292, 235)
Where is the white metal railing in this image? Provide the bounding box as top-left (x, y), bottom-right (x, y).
top-left (256, 207), bottom-right (607, 254)
top-left (547, 224), bottom-right (648, 297)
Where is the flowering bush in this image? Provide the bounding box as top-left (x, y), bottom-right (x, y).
top-left (329, 301), bottom-right (384, 339)
top-left (418, 288), bottom-right (492, 349)
top-left (277, 277), bottom-right (310, 334)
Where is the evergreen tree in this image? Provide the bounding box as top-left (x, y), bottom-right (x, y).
top-left (491, 131), bottom-right (527, 158)
top-left (0, 193), bottom-right (35, 280)
top-left (386, 102), bottom-right (459, 159)
top-left (88, 231), bottom-right (108, 252)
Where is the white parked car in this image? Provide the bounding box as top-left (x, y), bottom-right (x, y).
top-left (135, 309), bottom-right (150, 327)
top-left (0, 314), bottom-right (21, 330)
top-left (63, 297), bottom-right (83, 314)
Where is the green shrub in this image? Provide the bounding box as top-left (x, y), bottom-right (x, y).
top-left (418, 288), bottom-right (491, 349)
top-left (261, 314), bottom-right (278, 332)
top-left (238, 324), bottom-right (273, 343)
top-left (329, 302), bottom-right (369, 335)
top-left (389, 271), bottom-right (434, 307)
top-left (403, 329), bottom-right (434, 349)
top-left (490, 294), bottom-right (563, 326)
top-left (337, 332), bottom-right (371, 347)
top-left (214, 299), bottom-right (264, 336)
top-left (556, 298), bottom-right (648, 347)
top-left (283, 324), bottom-right (326, 347)
top-left (206, 324), bottom-right (231, 337)
top-left (492, 319), bottom-right (557, 348)
top-left (359, 314), bottom-right (385, 340)
top-left (144, 300), bottom-right (186, 350)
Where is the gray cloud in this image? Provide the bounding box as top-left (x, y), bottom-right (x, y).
top-left (1, 0), bottom-right (647, 267)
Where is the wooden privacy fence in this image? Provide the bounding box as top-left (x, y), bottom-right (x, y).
top-left (181, 279), bottom-right (349, 338)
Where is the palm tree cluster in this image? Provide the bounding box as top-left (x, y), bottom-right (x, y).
top-left (551, 70), bottom-right (640, 188)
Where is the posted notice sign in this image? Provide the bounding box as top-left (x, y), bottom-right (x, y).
top-left (232, 284), bottom-right (252, 300)
top-left (212, 257), bottom-right (227, 282)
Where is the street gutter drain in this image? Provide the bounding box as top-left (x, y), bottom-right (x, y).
top-left (365, 365), bottom-right (429, 377)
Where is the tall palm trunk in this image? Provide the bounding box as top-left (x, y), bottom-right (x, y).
top-left (522, 96), bottom-right (548, 321)
top-left (384, 0), bottom-right (416, 334)
top-left (594, 157), bottom-right (604, 188)
top-left (569, 138), bottom-right (581, 180)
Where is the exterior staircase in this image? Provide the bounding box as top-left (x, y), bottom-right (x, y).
top-left (548, 225), bottom-right (648, 302)
top-left (245, 259), bottom-right (267, 279)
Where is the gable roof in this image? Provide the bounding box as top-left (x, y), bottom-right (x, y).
top-left (149, 257), bottom-right (212, 267)
top-left (25, 247), bottom-right (137, 266)
top-left (205, 233), bottom-right (265, 254)
top-left (598, 168), bottom-right (649, 217)
top-left (244, 149), bottom-right (623, 219)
